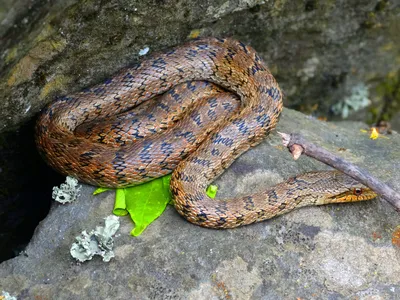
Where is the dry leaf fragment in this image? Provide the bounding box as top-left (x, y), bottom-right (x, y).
top-left (392, 226), bottom-right (400, 248)
top-left (370, 127), bottom-right (379, 140)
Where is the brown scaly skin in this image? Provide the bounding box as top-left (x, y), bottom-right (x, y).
top-left (36, 38), bottom-right (377, 228)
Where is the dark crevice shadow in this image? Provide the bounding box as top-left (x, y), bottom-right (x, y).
top-left (0, 117), bottom-right (64, 262)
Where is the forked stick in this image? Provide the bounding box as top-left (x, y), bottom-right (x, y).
top-left (278, 132), bottom-right (400, 212)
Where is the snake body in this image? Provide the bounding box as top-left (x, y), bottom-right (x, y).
top-left (36, 38), bottom-right (376, 228)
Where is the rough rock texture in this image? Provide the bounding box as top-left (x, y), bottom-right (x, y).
top-left (1, 108), bottom-right (399, 299)
top-left (1, 0), bottom-right (400, 132)
top-left (2, 0), bottom-right (400, 260)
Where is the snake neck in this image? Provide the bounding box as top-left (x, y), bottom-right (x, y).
top-left (172, 169), bottom-right (375, 229)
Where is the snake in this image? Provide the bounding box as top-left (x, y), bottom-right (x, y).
top-left (36, 37), bottom-right (377, 228)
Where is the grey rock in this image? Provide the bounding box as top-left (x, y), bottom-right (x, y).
top-left (1, 108), bottom-right (399, 299)
top-left (1, 0), bottom-right (400, 132)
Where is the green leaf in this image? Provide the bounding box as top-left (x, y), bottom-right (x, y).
top-left (94, 175), bottom-right (218, 236)
top-left (111, 175), bottom-right (172, 236)
top-left (93, 187), bottom-right (111, 195)
top-left (113, 189), bottom-right (128, 216)
top-left (206, 184), bottom-right (218, 199)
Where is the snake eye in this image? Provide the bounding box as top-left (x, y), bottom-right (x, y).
top-left (353, 188), bottom-right (363, 196)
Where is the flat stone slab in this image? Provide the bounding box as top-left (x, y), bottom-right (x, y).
top-left (1, 108), bottom-right (399, 299)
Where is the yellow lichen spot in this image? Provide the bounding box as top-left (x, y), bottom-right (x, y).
top-left (50, 38), bottom-right (68, 52)
top-left (7, 55), bottom-right (39, 86)
top-left (29, 38), bottom-right (67, 60)
top-left (188, 29), bottom-right (201, 39)
top-left (34, 23), bottom-right (55, 43)
top-left (370, 127), bottom-right (379, 140)
top-left (40, 75), bottom-right (71, 99)
top-left (7, 37), bottom-right (67, 87)
top-left (274, 144), bottom-right (286, 151)
top-left (386, 70), bottom-right (398, 79)
top-left (380, 42), bottom-right (393, 52)
top-left (5, 46), bottom-right (18, 64)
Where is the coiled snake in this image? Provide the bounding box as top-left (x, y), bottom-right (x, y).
top-left (36, 38), bottom-right (376, 228)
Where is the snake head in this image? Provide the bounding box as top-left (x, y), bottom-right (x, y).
top-left (327, 186), bottom-right (377, 204)
top-left (320, 171), bottom-right (377, 204)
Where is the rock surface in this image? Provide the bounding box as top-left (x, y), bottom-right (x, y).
top-left (1, 108), bottom-right (399, 299)
top-left (2, 0), bottom-right (400, 263)
top-left (1, 0), bottom-right (400, 132)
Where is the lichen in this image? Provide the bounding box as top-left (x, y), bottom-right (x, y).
top-left (331, 83), bottom-right (370, 118)
top-left (188, 29), bottom-right (201, 39)
top-left (34, 23), bottom-right (56, 43)
top-left (39, 75), bottom-right (71, 100)
top-left (52, 176), bottom-right (82, 204)
top-left (297, 57), bottom-right (320, 83)
top-left (7, 55), bottom-right (39, 86)
top-left (4, 46), bottom-right (18, 64)
top-left (0, 291), bottom-right (17, 300)
top-left (371, 71), bottom-right (400, 123)
top-left (362, 12), bottom-right (379, 29)
top-left (7, 37), bottom-right (67, 87)
top-left (374, 0), bottom-right (389, 12)
top-left (70, 215), bottom-right (120, 262)
top-left (138, 47), bottom-right (150, 56)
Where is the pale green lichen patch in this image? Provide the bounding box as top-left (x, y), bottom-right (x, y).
top-left (52, 176), bottom-right (82, 204)
top-left (70, 215), bottom-right (120, 263)
top-left (297, 56), bottom-right (320, 83)
top-left (1, 291), bottom-right (17, 300)
top-left (331, 83), bottom-right (371, 118)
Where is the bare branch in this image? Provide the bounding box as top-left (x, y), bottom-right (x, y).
top-left (279, 132), bottom-right (400, 212)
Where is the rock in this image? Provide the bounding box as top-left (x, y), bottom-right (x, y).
top-left (1, 0), bottom-right (400, 132)
top-left (1, 108), bottom-right (399, 299)
top-left (1, 0), bottom-right (400, 262)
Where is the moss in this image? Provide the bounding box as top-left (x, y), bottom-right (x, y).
top-left (188, 29), bottom-right (201, 39)
top-left (305, 0), bottom-right (318, 12)
top-left (369, 71), bottom-right (400, 123)
top-left (361, 12), bottom-right (380, 29)
top-left (39, 75), bottom-right (71, 99)
top-left (271, 0), bottom-right (288, 17)
top-left (34, 23), bottom-right (55, 43)
top-left (379, 42), bottom-right (393, 52)
top-left (374, 0), bottom-right (389, 12)
top-left (361, 0), bottom-right (391, 30)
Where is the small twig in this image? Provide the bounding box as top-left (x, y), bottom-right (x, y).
top-left (278, 132), bottom-right (400, 212)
